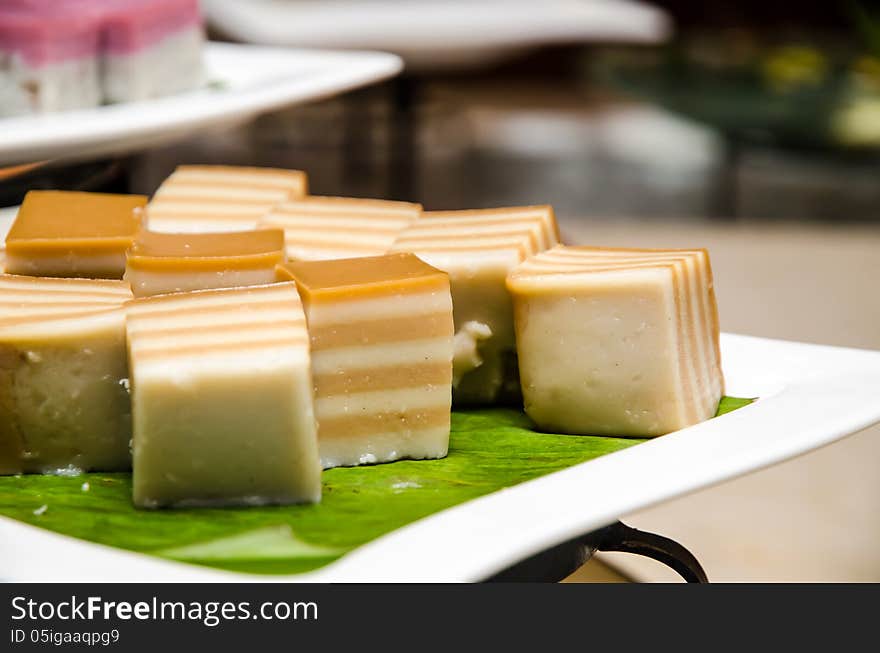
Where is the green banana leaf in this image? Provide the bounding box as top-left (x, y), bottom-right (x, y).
top-left (0, 398), bottom-right (752, 576)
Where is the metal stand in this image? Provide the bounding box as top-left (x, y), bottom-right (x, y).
top-left (486, 520), bottom-right (708, 583)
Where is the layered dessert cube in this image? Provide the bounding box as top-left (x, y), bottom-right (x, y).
top-left (5, 190), bottom-right (146, 279)
top-left (506, 245), bottom-right (724, 437)
top-left (390, 206), bottom-right (560, 405)
top-left (0, 274), bottom-right (133, 475)
top-left (124, 228), bottom-right (286, 297)
top-left (0, 6), bottom-right (102, 117)
top-left (98, 0), bottom-right (204, 104)
top-left (148, 165), bottom-right (309, 233)
top-left (126, 283), bottom-right (321, 508)
top-left (259, 196), bottom-right (422, 261)
top-left (277, 253), bottom-right (454, 469)
top-left (0, 0), bottom-right (204, 116)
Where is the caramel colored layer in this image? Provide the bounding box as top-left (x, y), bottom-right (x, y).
top-left (277, 253), bottom-right (449, 302)
top-left (127, 229), bottom-right (285, 271)
top-left (9, 191), bottom-right (146, 240)
top-left (313, 362), bottom-right (452, 396)
top-left (7, 191), bottom-right (145, 248)
top-left (317, 406), bottom-right (450, 439)
top-left (309, 312), bottom-right (452, 351)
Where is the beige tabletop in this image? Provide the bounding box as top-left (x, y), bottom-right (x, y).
top-left (561, 217), bottom-right (880, 582)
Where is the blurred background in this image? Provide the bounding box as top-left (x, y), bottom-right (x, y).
top-left (4, 0), bottom-right (880, 581)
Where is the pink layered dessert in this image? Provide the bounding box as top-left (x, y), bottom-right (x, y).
top-left (0, 0), bottom-right (204, 116)
top-left (94, 0), bottom-right (204, 103)
top-left (0, 6), bottom-right (102, 116)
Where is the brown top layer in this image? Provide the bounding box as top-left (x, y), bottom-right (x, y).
top-left (8, 191), bottom-right (146, 245)
top-left (127, 228), bottom-right (285, 271)
top-left (277, 253), bottom-right (448, 301)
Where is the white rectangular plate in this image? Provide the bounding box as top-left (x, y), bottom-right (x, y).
top-left (202, 0), bottom-right (669, 69)
top-left (2, 331), bottom-right (879, 582)
top-left (0, 43), bottom-right (402, 166)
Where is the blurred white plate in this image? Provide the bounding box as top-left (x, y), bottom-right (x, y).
top-left (0, 42), bottom-right (402, 167)
top-left (203, 0), bottom-right (671, 70)
top-left (1, 288), bottom-right (878, 581)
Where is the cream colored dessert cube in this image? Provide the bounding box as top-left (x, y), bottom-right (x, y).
top-left (277, 253), bottom-right (454, 469)
top-left (125, 283), bottom-right (321, 508)
top-left (506, 246), bottom-right (723, 437)
top-left (0, 274), bottom-right (133, 474)
top-left (259, 195), bottom-right (421, 261)
top-left (390, 206), bottom-right (560, 405)
top-left (123, 228), bottom-right (286, 297)
top-left (147, 165), bottom-right (308, 233)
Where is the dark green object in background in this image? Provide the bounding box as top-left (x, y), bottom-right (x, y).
top-left (0, 401), bottom-right (753, 576)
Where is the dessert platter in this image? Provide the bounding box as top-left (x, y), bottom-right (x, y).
top-left (0, 167), bottom-right (879, 582)
top-left (0, 1), bottom-right (402, 165)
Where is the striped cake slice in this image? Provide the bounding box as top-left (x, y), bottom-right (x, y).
top-left (506, 245), bottom-right (724, 437)
top-left (277, 253), bottom-right (454, 469)
top-left (147, 165), bottom-right (308, 233)
top-left (390, 205), bottom-right (560, 406)
top-left (259, 196), bottom-right (422, 261)
top-left (125, 282), bottom-right (321, 508)
top-left (0, 274), bottom-right (133, 475)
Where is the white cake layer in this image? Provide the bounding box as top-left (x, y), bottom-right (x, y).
top-left (124, 267), bottom-right (276, 298)
top-left (102, 26), bottom-right (204, 104)
top-left (126, 283), bottom-right (320, 507)
top-left (319, 426), bottom-right (450, 469)
top-left (0, 54), bottom-right (101, 117)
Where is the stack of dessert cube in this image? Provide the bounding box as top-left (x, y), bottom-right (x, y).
top-left (0, 165), bottom-right (724, 508)
top-left (0, 0), bottom-right (204, 117)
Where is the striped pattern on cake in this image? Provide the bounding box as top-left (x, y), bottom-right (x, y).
top-left (420, 205), bottom-right (559, 248)
top-left (278, 254), bottom-right (454, 468)
top-left (308, 282), bottom-right (453, 468)
top-left (125, 282), bottom-right (321, 507)
top-left (389, 205), bottom-right (561, 405)
top-left (0, 274), bottom-right (131, 329)
top-left (259, 196), bottom-right (422, 261)
top-left (0, 273), bottom-right (133, 475)
top-left (511, 245), bottom-right (723, 425)
top-left (147, 165), bottom-right (308, 233)
top-left (126, 283), bottom-right (310, 369)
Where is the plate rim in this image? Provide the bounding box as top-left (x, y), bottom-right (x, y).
top-left (2, 332), bottom-right (879, 582)
top-left (0, 42), bottom-right (403, 166)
